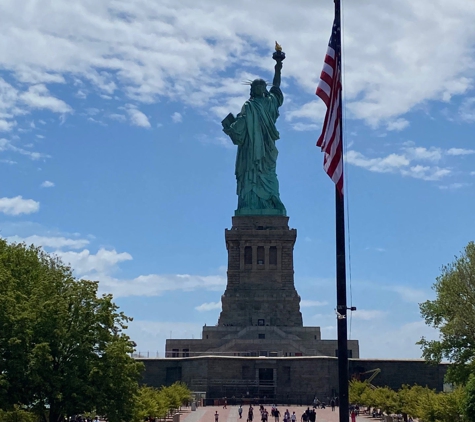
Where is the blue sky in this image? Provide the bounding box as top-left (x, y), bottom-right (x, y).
top-left (1, 0), bottom-right (474, 359)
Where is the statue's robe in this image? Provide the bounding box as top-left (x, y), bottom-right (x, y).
top-left (225, 86), bottom-right (286, 216)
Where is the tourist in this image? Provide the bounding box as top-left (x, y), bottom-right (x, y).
top-left (248, 406), bottom-right (254, 422)
top-left (273, 407), bottom-right (280, 422)
top-left (290, 412), bottom-right (296, 422)
top-left (283, 409), bottom-right (290, 422)
top-left (215, 411), bottom-right (219, 422)
top-left (330, 398), bottom-right (335, 411)
top-left (239, 405), bottom-right (243, 419)
top-left (262, 408), bottom-right (268, 422)
top-left (223, 398), bottom-right (227, 409)
top-left (350, 410), bottom-right (356, 422)
top-left (308, 409), bottom-right (316, 422)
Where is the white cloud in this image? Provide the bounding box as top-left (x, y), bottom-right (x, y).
top-left (385, 285), bottom-right (429, 304)
top-left (76, 89), bottom-right (87, 99)
top-left (20, 84), bottom-right (72, 114)
top-left (43, 245), bottom-right (226, 297)
top-left (56, 248), bottom-right (133, 275)
top-left (0, 0), bottom-right (472, 129)
top-left (292, 122), bottom-right (319, 132)
top-left (400, 165), bottom-right (451, 181)
top-left (351, 309), bottom-right (387, 321)
top-left (404, 147), bottom-right (442, 162)
top-left (98, 273), bottom-right (226, 298)
top-left (108, 113), bottom-right (126, 122)
top-left (171, 112), bottom-right (182, 123)
top-left (197, 134), bottom-right (233, 149)
top-left (40, 180), bottom-right (55, 188)
top-left (126, 105), bottom-right (151, 128)
top-left (300, 300), bottom-right (328, 308)
top-left (458, 97), bottom-right (475, 122)
top-left (126, 320), bottom-right (203, 355)
top-left (0, 119), bottom-right (17, 132)
top-left (0, 196), bottom-right (40, 215)
top-left (386, 118), bottom-right (409, 132)
top-left (14, 68), bottom-right (66, 84)
top-left (446, 148), bottom-right (475, 156)
top-left (195, 301), bottom-right (222, 312)
top-left (346, 147), bottom-right (452, 181)
top-left (439, 182), bottom-right (470, 190)
top-left (286, 101), bottom-right (326, 123)
top-left (7, 235), bottom-right (89, 250)
top-left (354, 320), bottom-right (439, 359)
top-left (0, 138), bottom-right (50, 160)
top-left (346, 150), bottom-right (410, 173)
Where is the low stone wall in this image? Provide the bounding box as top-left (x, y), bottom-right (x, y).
top-left (137, 356), bottom-right (447, 403)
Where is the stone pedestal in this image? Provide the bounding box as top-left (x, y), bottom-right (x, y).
top-left (218, 215), bottom-right (303, 327)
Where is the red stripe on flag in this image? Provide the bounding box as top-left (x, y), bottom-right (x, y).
top-left (316, 25), bottom-right (343, 196)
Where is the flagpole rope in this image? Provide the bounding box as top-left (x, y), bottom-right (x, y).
top-left (340, 0), bottom-right (354, 340)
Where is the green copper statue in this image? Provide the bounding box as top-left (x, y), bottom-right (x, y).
top-left (222, 42), bottom-right (287, 216)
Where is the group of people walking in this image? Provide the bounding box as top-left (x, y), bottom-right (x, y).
top-left (233, 405), bottom-right (315, 422)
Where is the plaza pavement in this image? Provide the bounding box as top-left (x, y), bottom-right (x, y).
top-left (180, 405), bottom-right (371, 422)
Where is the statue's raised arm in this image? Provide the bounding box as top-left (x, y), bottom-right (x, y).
top-left (272, 41), bottom-right (285, 88)
top-left (221, 43), bottom-right (287, 217)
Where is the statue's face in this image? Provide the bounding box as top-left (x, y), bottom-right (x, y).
top-left (250, 79), bottom-right (267, 97)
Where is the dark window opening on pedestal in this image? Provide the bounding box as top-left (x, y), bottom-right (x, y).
top-left (258, 319), bottom-right (265, 326)
top-left (172, 349), bottom-right (179, 357)
top-left (259, 367), bottom-right (273, 380)
top-left (257, 246), bottom-right (264, 265)
top-left (182, 349), bottom-right (189, 357)
top-left (244, 246), bottom-right (252, 265)
top-left (269, 246), bottom-right (277, 265)
top-left (258, 333), bottom-right (265, 339)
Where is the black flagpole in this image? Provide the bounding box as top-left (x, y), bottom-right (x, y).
top-left (334, 0), bottom-right (349, 421)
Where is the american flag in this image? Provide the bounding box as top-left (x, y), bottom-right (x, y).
top-left (316, 18), bottom-right (343, 195)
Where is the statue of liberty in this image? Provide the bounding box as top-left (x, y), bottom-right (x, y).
top-left (222, 42), bottom-right (287, 216)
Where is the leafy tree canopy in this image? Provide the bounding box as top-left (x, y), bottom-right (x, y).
top-left (0, 239), bottom-right (144, 422)
top-left (419, 241), bottom-right (475, 384)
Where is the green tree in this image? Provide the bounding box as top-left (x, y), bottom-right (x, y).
top-left (0, 240), bottom-right (144, 422)
top-left (419, 241), bottom-right (475, 384)
top-left (372, 386), bottom-right (397, 415)
top-left (439, 386), bottom-right (464, 422)
top-left (133, 386), bottom-right (167, 422)
top-left (397, 385), bottom-right (424, 420)
top-left (416, 387), bottom-right (440, 422)
top-left (360, 388), bottom-right (376, 409)
top-left (464, 373), bottom-right (475, 422)
top-left (349, 380), bottom-right (370, 405)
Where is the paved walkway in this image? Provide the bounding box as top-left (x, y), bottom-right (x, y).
top-left (180, 405), bottom-right (372, 422)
